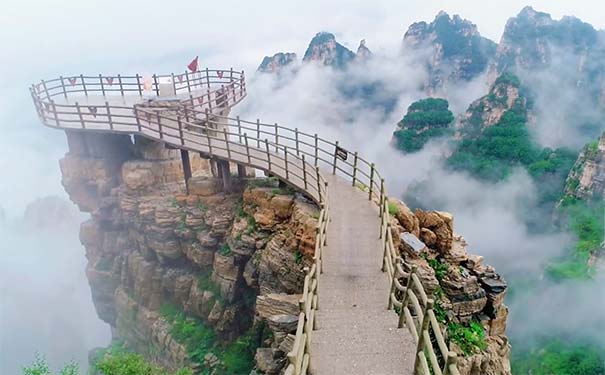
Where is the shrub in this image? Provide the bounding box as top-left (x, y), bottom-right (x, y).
top-left (448, 321), bottom-right (487, 355)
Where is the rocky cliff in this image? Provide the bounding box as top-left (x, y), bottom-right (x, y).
top-left (564, 133), bottom-right (605, 199)
top-left (60, 131), bottom-right (319, 374)
top-left (257, 53), bottom-right (298, 74)
top-left (302, 32), bottom-right (356, 68)
top-left (388, 200), bottom-right (511, 375)
top-left (403, 11), bottom-right (497, 93)
top-left (492, 6), bottom-right (605, 112)
top-left (457, 73), bottom-right (526, 139)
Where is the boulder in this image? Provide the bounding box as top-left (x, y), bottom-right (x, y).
top-left (188, 177), bottom-right (222, 196)
top-left (256, 294), bottom-right (300, 320)
top-left (255, 348), bottom-right (286, 374)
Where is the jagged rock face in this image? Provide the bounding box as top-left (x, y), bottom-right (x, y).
top-left (389, 199), bottom-right (511, 375)
top-left (458, 74), bottom-right (525, 138)
top-left (492, 6), bottom-right (605, 110)
top-left (356, 39), bottom-right (372, 61)
top-left (564, 133), bottom-right (605, 199)
top-left (60, 132), bottom-right (319, 372)
top-left (302, 32), bottom-right (356, 69)
top-left (403, 11), bottom-right (497, 93)
top-left (257, 53), bottom-right (297, 74)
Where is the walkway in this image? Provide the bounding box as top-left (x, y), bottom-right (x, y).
top-left (310, 175), bottom-right (415, 374)
top-left (30, 70), bottom-right (419, 375)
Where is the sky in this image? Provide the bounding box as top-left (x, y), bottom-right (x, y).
top-left (1, 0), bottom-right (603, 217)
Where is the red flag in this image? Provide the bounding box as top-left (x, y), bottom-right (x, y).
top-left (105, 77), bottom-right (114, 85)
top-left (177, 74), bottom-right (184, 83)
top-left (187, 56), bottom-right (199, 72)
top-left (68, 77), bottom-right (77, 86)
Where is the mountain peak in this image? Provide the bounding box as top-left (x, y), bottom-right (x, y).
top-left (303, 32), bottom-right (355, 68)
top-left (403, 12), bottom-right (497, 91)
top-left (356, 39), bottom-right (372, 60)
top-left (257, 52), bottom-right (297, 73)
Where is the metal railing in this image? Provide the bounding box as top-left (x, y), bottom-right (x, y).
top-left (30, 68), bottom-right (246, 124)
top-left (29, 71), bottom-right (459, 375)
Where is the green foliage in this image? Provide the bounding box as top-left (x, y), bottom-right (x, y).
top-left (95, 351), bottom-right (192, 375)
top-left (399, 98), bottom-right (454, 129)
top-left (447, 321), bottom-right (487, 356)
top-left (424, 255), bottom-right (449, 281)
top-left (21, 355), bottom-right (79, 375)
top-left (219, 243), bottom-right (232, 256)
top-left (394, 98), bottom-right (454, 153)
top-left (21, 351), bottom-right (191, 375)
top-left (160, 304), bottom-right (263, 375)
top-left (387, 202), bottom-right (400, 216)
top-left (494, 72), bottom-right (521, 88)
top-left (247, 177), bottom-right (278, 189)
top-left (512, 340), bottom-right (605, 375)
top-left (245, 216), bottom-right (257, 235)
top-left (235, 200), bottom-right (246, 218)
top-left (294, 250), bottom-right (303, 264)
top-left (393, 127), bottom-right (453, 153)
top-left (547, 199), bottom-right (604, 281)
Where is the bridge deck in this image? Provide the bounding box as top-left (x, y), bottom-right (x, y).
top-left (310, 175), bottom-right (415, 375)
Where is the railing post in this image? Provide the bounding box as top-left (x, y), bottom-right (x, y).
top-left (351, 152), bottom-right (359, 187)
top-left (414, 299), bottom-right (434, 365)
top-left (443, 352), bottom-right (458, 375)
top-left (41, 79), bottom-right (50, 100)
top-left (207, 89), bottom-right (213, 111)
top-left (224, 128), bottom-right (231, 159)
top-left (256, 119), bottom-right (261, 148)
top-left (157, 112), bottom-right (163, 139)
top-left (80, 74), bottom-right (87, 97)
top-left (368, 163), bottom-right (375, 201)
top-left (171, 73), bottom-right (177, 94)
top-left (185, 71), bottom-right (191, 93)
top-left (284, 146), bottom-right (289, 180)
top-left (399, 265), bottom-right (417, 329)
top-left (237, 116), bottom-right (242, 143)
top-left (134, 107), bottom-right (142, 132)
top-left (379, 178), bottom-right (386, 219)
top-left (99, 74), bottom-right (105, 96)
top-left (136, 74), bottom-right (142, 96)
top-left (152, 74), bottom-right (159, 95)
top-left (118, 74), bottom-right (124, 96)
top-left (51, 99), bottom-right (60, 127)
top-left (388, 264), bottom-right (396, 309)
top-left (314, 134), bottom-right (319, 167)
top-left (265, 139), bottom-right (272, 171)
top-left (316, 166), bottom-right (322, 203)
top-left (75, 101), bottom-right (85, 129)
top-left (302, 154), bottom-right (308, 190)
top-left (244, 133), bottom-right (251, 164)
top-left (274, 123), bottom-right (279, 152)
top-left (295, 128), bottom-right (300, 156)
top-left (206, 67), bottom-right (210, 88)
top-left (59, 76), bottom-right (67, 98)
top-left (178, 116), bottom-right (185, 145)
top-left (105, 101), bottom-right (113, 130)
top-left (332, 141), bottom-right (340, 175)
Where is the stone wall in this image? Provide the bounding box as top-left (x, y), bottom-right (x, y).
top-left (61, 131), bottom-right (319, 373)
